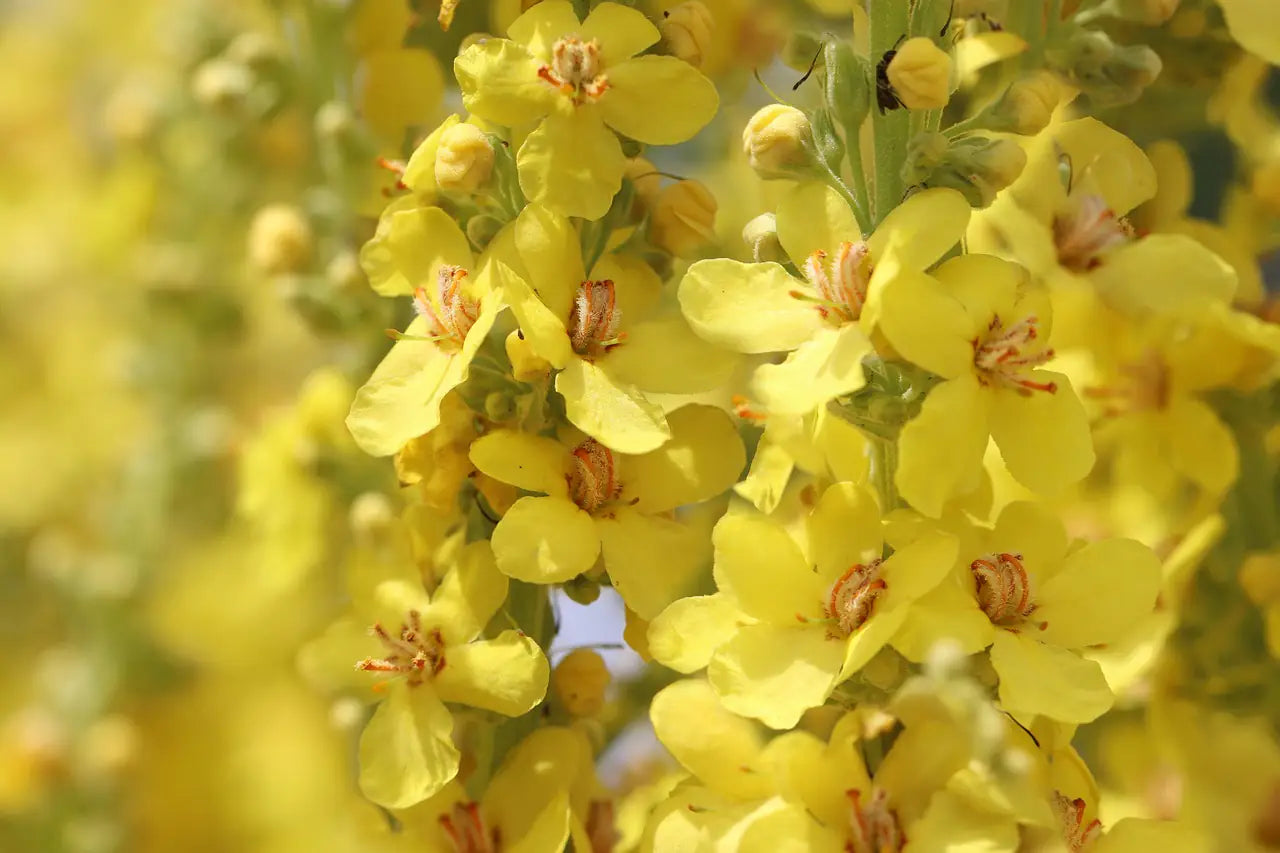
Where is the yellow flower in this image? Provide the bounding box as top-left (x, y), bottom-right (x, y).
top-left (346, 207), bottom-right (506, 457)
top-left (299, 541), bottom-right (549, 808)
top-left (680, 181), bottom-right (970, 416)
top-left (397, 727), bottom-right (585, 850)
top-left (495, 204), bottom-right (738, 453)
top-left (867, 252), bottom-right (1094, 515)
top-left (969, 118), bottom-right (1237, 316)
top-left (892, 501), bottom-right (1160, 723)
top-left (658, 482), bottom-right (956, 728)
top-left (1219, 0), bottom-right (1280, 63)
top-left (469, 404), bottom-right (745, 617)
top-left (455, 0), bottom-right (718, 218)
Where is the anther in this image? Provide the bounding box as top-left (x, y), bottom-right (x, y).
top-left (970, 552), bottom-right (1037, 628)
top-left (567, 438), bottom-right (622, 514)
top-left (568, 279), bottom-right (625, 359)
top-left (355, 611), bottom-right (447, 688)
top-left (792, 241), bottom-right (873, 324)
top-left (972, 315), bottom-right (1056, 395)
top-left (1052, 792), bottom-right (1103, 853)
top-left (823, 560), bottom-right (886, 638)
top-left (846, 787), bottom-right (905, 853)
top-left (537, 37), bottom-right (610, 105)
top-left (413, 265), bottom-right (480, 351)
top-left (1053, 191), bottom-right (1132, 272)
top-left (439, 801), bottom-right (497, 853)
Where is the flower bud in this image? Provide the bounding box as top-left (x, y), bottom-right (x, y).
top-left (904, 133), bottom-right (1026, 208)
top-left (885, 37), bottom-right (953, 110)
top-left (1049, 30), bottom-right (1160, 107)
top-left (434, 123), bottom-right (495, 193)
top-left (743, 104), bottom-right (813, 175)
top-left (349, 492), bottom-right (395, 538)
top-left (552, 649), bottom-right (611, 717)
top-left (248, 204), bottom-right (313, 275)
top-left (227, 32), bottom-right (280, 69)
top-left (505, 330), bottom-right (551, 381)
top-left (742, 212), bottom-right (784, 263)
top-left (624, 156), bottom-right (664, 214)
top-left (661, 1), bottom-right (714, 68)
top-left (824, 40), bottom-right (873, 133)
top-left (191, 58), bottom-right (253, 110)
top-left (990, 71), bottom-right (1067, 135)
top-left (649, 180), bottom-right (717, 257)
top-left (1107, 0), bottom-right (1180, 25)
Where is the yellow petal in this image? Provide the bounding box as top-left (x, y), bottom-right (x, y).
top-left (604, 314), bottom-right (741, 394)
top-left (1165, 396), bottom-right (1239, 494)
top-left (556, 358), bottom-right (671, 454)
top-left (648, 594), bottom-right (743, 673)
top-left (358, 683), bottom-right (459, 808)
top-left (751, 324), bottom-right (872, 415)
top-left (621, 404), bottom-right (745, 514)
top-left (989, 372), bottom-right (1095, 495)
top-left (864, 260), bottom-right (973, 379)
top-left (468, 429), bottom-right (569, 496)
top-left (599, 509), bottom-right (709, 619)
top-left (1219, 0), bottom-right (1280, 63)
top-left (990, 501), bottom-right (1070, 579)
top-left (507, 0), bottom-right (580, 59)
top-left (580, 2), bottom-right (660, 61)
top-left (491, 496), bottom-right (600, 583)
top-left (904, 790), bottom-right (1020, 853)
top-left (650, 679), bottom-right (773, 799)
top-left (896, 374), bottom-right (990, 518)
top-left (932, 253), bottom-right (1023, 331)
top-left (839, 607), bottom-right (910, 680)
top-left (867, 187), bottom-right (971, 271)
top-left (878, 528), bottom-right (959, 607)
top-left (600, 55), bottom-right (718, 145)
top-left (518, 109), bottom-right (625, 219)
top-left (1092, 234), bottom-right (1236, 315)
top-left (424, 541), bottom-right (510, 644)
top-left (712, 512), bottom-right (824, 623)
top-left (954, 31), bottom-right (1029, 77)
top-left (372, 205), bottom-right (475, 297)
top-left (1092, 819), bottom-right (1210, 853)
top-left (434, 630), bottom-right (550, 715)
top-left (989, 632), bottom-right (1113, 723)
top-left (511, 202), bottom-right (584, 318)
top-left (678, 259), bottom-right (825, 354)
top-left (1052, 118), bottom-right (1157, 218)
top-left (806, 481), bottom-right (883, 583)
top-left (776, 182), bottom-right (863, 267)
top-left (893, 584), bottom-right (997, 662)
top-left (709, 624), bottom-right (843, 729)
top-left (1036, 538), bottom-right (1160, 649)
top-left (492, 259), bottom-right (574, 369)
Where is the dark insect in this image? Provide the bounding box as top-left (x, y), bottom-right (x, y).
top-left (874, 36), bottom-right (906, 113)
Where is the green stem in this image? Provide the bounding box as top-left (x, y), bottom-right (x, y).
top-left (870, 0), bottom-right (911, 225)
top-left (871, 436), bottom-right (900, 511)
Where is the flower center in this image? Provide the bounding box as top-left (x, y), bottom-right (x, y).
top-left (414, 265), bottom-right (480, 351)
top-left (1052, 791), bottom-right (1102, 853)
top-left (538, 37), bottom-right (609, 105)
top-left (355, 610), bottom-right (446, 687)
top-left (440, 801), bottom-right (500, 853)
top-left (1083, 350), bottom-right (1170, 415)
top-left (567, 438), bottom-right (622, 514)
top-left (972, 314), bottom-right (1057, 395)
top-left (845, 787), bottom-right (905, 853)
top-left (970, 552), bottom-right (1038, 628)
top-left (568, 279), bottom-right (625, 359)
top-left (1053, 191), bottom-right (1133, 273)
top-left (824, 560), bottom-right (886, 638)
top-left (791, 241), bottom-right (873, 324)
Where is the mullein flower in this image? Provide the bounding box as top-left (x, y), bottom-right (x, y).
top-left (346, 207), bottom-right (506, 457)
top-left (653, 482), bottom-right (956, 728)
top-left (494, 204), bottom-right (738, 453)
top-left (866, 252), bottom-right (1094, 515)
top-left (300, 542), bottom-right (549, 808)
top-left (454, 0), bottom-right (718, 218)
top-left (892, 501), bottom-right (1160, 723)
top-left (970, 118), bottom-right (1237, 316)
top-left (468, 404), bottom-right (744, 618)
top-left (680, 181), bottom-right (970, 416)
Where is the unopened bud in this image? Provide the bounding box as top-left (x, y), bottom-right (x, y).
top-left (1049, 30), bottom-right (1160, 107)
top-left (248, 204), bottom-right (313, 275)
top-left (505, 330), bottom-right (551, 381)
top-left (349, 492), bottom-right (395, 538)
top-left (1107, 0), bottom-right (1180, 25)
top-left (905, 133), bottom-right (1025, 208)
top-left (886, 38), bottom-right (953, 110)
top-left (743, 104), bottom-right (813, 176)
top-left (326, 250), bottom-right (364, 291)
top-left (315, 101), bottom-right (357, 141)
top-left (435, 123), bottom-right (495, 193)
top-left (649, 180), bottom-right (717, 257)
top-left (552, 649), bottom-right (611, 717)
top-left (742, 212), bottom-right (784, 263)
top-left (465, 214), bottom-right (503, 248)
top-left (825, 40), bottom-right (873, 132)
top-left (624, 157), bottom-right (663, 215)
top-left (191, 58), bottom-right (252, 110)
top-left (661, 2), bottom-right (714, 68)
top-left (990, 71), bottom-right (1067, 135)
top-left (227, 32), bottom-right (280, 68)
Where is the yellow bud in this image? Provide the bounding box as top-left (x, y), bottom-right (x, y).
top-left (191, 58), bottom-right (252, 110)
top-left (326, 250), bottom-right (364, 291)
top-left (349, 492), bottom-right (396, 538)
top-left (1109, 0), bottom-right (1180, 25)
top-left (248, 204), bottom-right (314, 275)
top-left (742, 212), bottom-right (784, 263)
top-left (661, 1), bottom-right (715, 68)
top-left (996, 71), bottom-right (1067, 135)
top-left (505, 330), bottom-right (551, 381)
top-left (649, 180), bottom-right (717, 257)
top-left (886, 38), bottom-right (953, 110)
top-left (742, 104), bottom-right (812, 175)
top-left (624, 156), bottom-right (664, 213)
top-left (435, 123), bottom-right (494, 193)
top-left (553, 649), bottom-right (611, 717)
